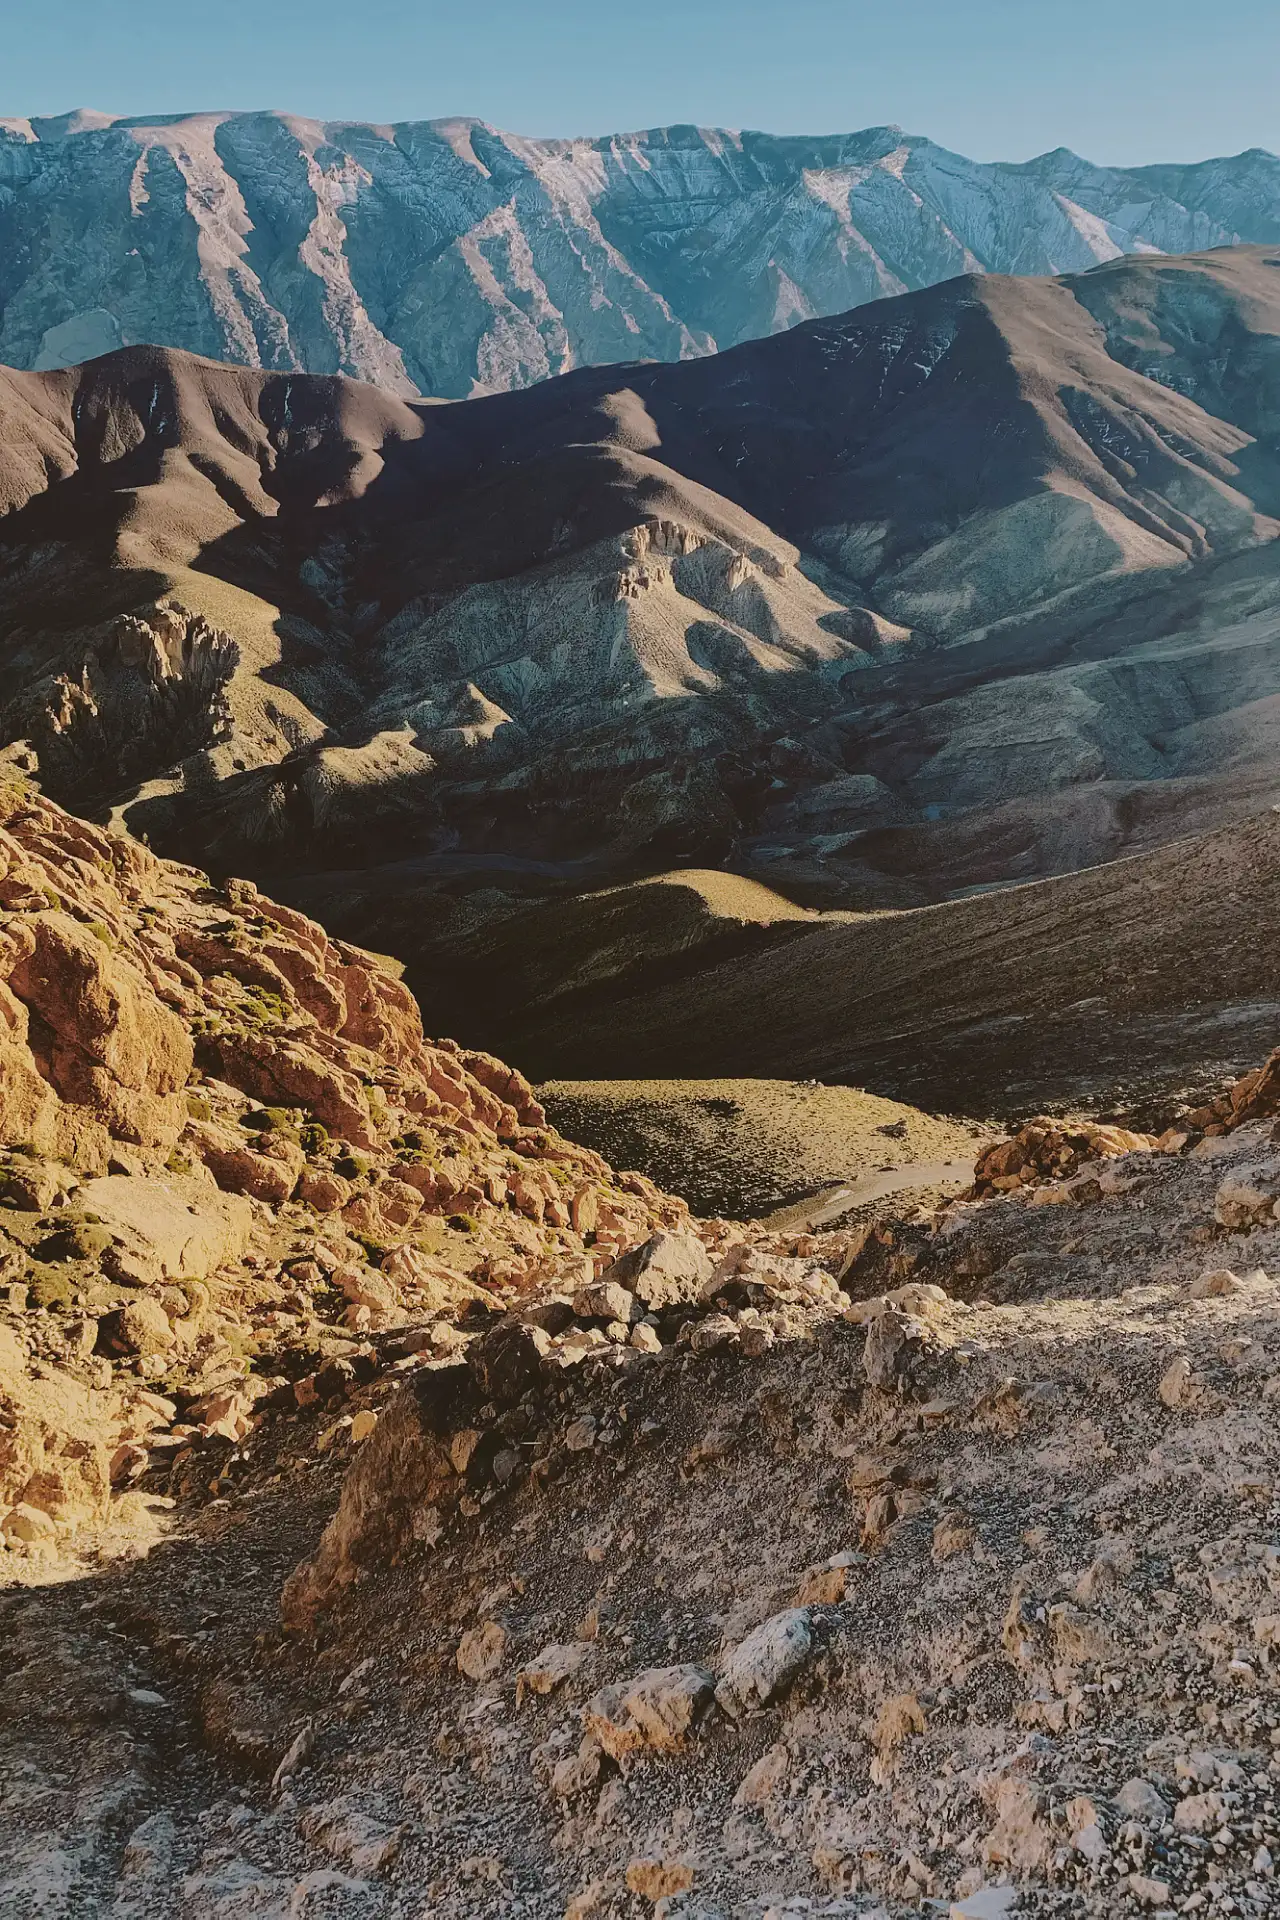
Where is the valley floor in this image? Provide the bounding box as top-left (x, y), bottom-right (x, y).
top-left (536, 1080), bottom-right (989, 1222)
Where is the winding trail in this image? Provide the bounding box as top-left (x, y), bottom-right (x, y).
top-left (764, 1155), bottom-right (978, 1230)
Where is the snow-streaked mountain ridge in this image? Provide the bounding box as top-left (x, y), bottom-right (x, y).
top-left (2, 112), bottom-right (1279, 395)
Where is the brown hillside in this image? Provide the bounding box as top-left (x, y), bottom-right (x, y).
top-left (513, 810), bottom-right (1280, 1115)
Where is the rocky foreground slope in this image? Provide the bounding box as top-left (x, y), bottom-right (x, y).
top-left (9, 964), bottom-right (1280, 1917)
top-left (2, 114), bottom-right (1280, 398)
top-left (0, 778), bottom-right (685, 1558)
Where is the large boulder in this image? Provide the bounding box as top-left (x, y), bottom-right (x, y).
top-left (75, 1174), bottom-right (253, 1281)
top-left (185, 1121), bottom-right (303, 1203)
top-left (603, 1231), bottom-right (713, 1311)
top-left (584, 1664), bottom-right (716, 1760)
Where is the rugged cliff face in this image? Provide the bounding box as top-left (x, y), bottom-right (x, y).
top-left (0, 778), bottom-right (686, 1552)
top-left (2, 112), bottom-right (1280, 397)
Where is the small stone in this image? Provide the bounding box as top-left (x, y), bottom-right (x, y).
top-left (1125, 1873), bottom-right (1172, 1908)
top-left (337, 1657), bottom-right (375, 1695)
top-left (572, 1280), bottom-right (633, 1323)
top-left (119, 1811), bottom-right (177, 1878)
top-left (448, 1428), bottom-right (482, 1474)
top-left (885, 1281), bottom-right (951, 1316)
top-left (625, 1858), bottom-right (696, 1900)
top-left (688, 1313), bottom-right (737, 1353)
top-left (570, 1185), bottom-right (599, 1237)
top-left (1214, 1171), bottom-right (1280, 1229)
top-left (1174, 1789), bottom-right (1223, 1834)
top-left (629, 1321), bottom-right (662, 1353)
top-left (1072, 1820), bottom-right (1107, 1864)
top-left (734, 1743), bottom-right (791, 1807)
top-left (334, 1265), bottom-right (397, 1313)
top-left (1, 1502), bottom-right (57, 1544)
top-left (584, 1664), bottom-right (715, 1758)
top-left (457, 1621), bottom-right (507, 1682)
top-left (1190, 1267), bottom-right (1243, 1298)
top-left (96, 1296), bottom-right (175, 1357)
top-left (101, 1244), bottom-right (162, 1290)
top-left (564, 1416), bottom-right (597, 1452)
top-left (190, 1386), bottom-right (254, 1441)
top-left (551, 1736), bottom-right (605, 1799)
top-left (109, 1441), bottom-right (151, 1486)
top-left (797, 1563), bottom-right (849, 1605)
top-left (517, 1642), bottom-right (591, 1702)
top-left (349, 1409), bottom-right (378, 1444)
top-left (491, 1446), bottom-right (521, 1484)
top-left (296, 1168), bottom-right (352, 1212)
top-left (518, 1295), bottom-right (576, 1335)
top-left (429, 1323), bottom-right (470, 1353)
top-left (862, 1309), bottom-right (925, 1391)
top-left (298, 1798), bottom-right (403, 1874)
top-left (1157, 1352), bottom-right (1192, 1407)
top-left (1116, 1777), bottom-right (1168, 1825)
top-left (0, 1161), bottom-right (70, 1211)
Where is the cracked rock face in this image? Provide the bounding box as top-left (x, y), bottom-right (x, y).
top-left (3, 602), bottom-right (239, 809)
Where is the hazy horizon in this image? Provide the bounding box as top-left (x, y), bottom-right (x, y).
top-left (4, 0), bottom-right (1279, 170)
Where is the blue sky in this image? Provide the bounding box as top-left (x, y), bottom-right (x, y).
top-left (3, 0), bottom-right (1277, 165)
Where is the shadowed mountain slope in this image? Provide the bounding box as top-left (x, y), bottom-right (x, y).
top-left (509, 811), bottom-right (1280, 1116)
top-left (4, 248), bottom-right (1280, 1095)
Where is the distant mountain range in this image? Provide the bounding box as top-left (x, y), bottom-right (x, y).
top-left (2, 111), bottom-right (1280, 395)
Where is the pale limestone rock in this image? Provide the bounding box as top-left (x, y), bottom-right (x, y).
top-left (716, 1608), bottom-right (813, 1718)
top-left (76, 1174), bottom-right (252, 1281)
top-left (297, 1798), bottom-right (403, 1875)
top-left (1214, 1168), bottom-right (1280, 1228)
top-left (605, 1231), bottom-right (713, 1311)
top-left (1115, 1777), bottom-right (1168, 1825)
top-left (572, 1280), bottom-right (633, 1323)
top-left (2, 1501), bottom-right (58, 1544)
top-left (1189, 1266), bottom-right (1243, 1297)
